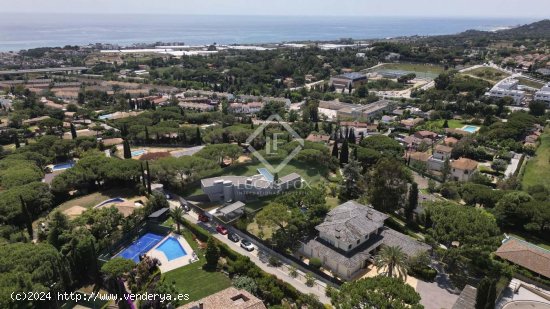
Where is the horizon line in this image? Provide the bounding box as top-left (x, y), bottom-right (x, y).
top-left (0, 12), bottom-right (546, 19)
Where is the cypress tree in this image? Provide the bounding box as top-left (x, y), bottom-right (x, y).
top-left (353, 145), bottom-right (358, 159)
top-left (140, 162), bottom-right (146, 188)
top-left (204, 237), bottom-right (220, 269)
top-left (348, 128), bottom-right (356, 144)
top-left (20, 195), bottom-right (33, 239)
top-left (146, 161), bottom-right (152, 195)
top-left (123, 139), bottom-right (132, 159)
top-left (475, 278), bottom-right (491, 309)
top-left (332, 141), bottom-right (339, 158)
top-left (485, 280), bottom-right (497, 309)
top-left (196, 127), bottom-right (202, 145)
top-left (145, 126), bottom-right (150, 142)
top-left (406, 182), bottom-right (419, 223)
top-left (14, 133), bottom-right (20, 148)
top-left (70, 123), bottom-right (77, 139)
top-left (443, 119), bottom-right (449, 128)
top-left (340, 139), bottom-right (349, 165)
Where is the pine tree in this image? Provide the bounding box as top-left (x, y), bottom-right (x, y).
top-left (146, 161), bottom-right (152, 195)
top-left (340, 139), bottom-right (349, 165)
top-left (204, 237), bottom-right (220, 269)
top-left (70, 123), bottom-right (77, 139)
top-left (123, 139), bottom-right (132, 159)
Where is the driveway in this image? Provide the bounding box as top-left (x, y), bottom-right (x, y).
top-left (181, 211), bottom-right (331, 304)
top-left (416, 261), bottom-right (460, 309)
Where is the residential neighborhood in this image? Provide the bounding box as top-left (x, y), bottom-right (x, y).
top-left (0, 5), bottom-right (549, 309)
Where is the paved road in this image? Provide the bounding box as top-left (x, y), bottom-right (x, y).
top-left (175, 207), bottom-right (331, 304)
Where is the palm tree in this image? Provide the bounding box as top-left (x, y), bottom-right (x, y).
top-left (374, 245), bottom-right (408, 280)
top-left (170, 206), bottom-right (185, 233)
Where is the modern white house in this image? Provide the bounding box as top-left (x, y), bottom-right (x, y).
top-left (485, 78), bottom-right (525, 104)
top-left (201, 170), bottom-right (302, 202)
top-left (298, 201), bottom-right (430, 280)
top-left (534, 82), bottom-right (550, 106)
top-left (427, 144), bottom-right (453, 172)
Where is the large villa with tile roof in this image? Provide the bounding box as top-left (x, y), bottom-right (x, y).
top-left (298, 201), bottom-right (430, 280)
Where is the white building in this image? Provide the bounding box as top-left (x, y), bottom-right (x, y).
top-left (201, 170), bottom-right (302, 203)
top-left (534, 82), bottom-right (550, 106)
top-left (451, 158), bottom-right (479, 181)
top-left (485, 78), bottom-right (525, 104)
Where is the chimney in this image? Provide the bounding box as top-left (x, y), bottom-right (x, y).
top-left (199, 303), bottom-right (204, 309)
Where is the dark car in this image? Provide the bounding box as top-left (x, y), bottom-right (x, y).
top-left (198, 213), bottom-right (209, 222)
top-left (228, 232), bottom-right (240, 242)
top-left (240, 239), bottom-right (254, 251)
top-left (216, 225), bottom-right (228, 235)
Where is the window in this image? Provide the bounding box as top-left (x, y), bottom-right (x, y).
top-left (348, 244), bottom-right (352, 250)
top-left (357, 239), bottom-right (360, 244)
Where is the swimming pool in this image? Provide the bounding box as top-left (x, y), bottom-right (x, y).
top-left (116, 233), bottom-right (164, 263)
top-left (98, 114), bottom-right (114, 120)
top-left (131, 149), bottom-right (147, 157)
top-left (96, 197), bottom-right (125, 208)
top-left (461, 125), bottom-right (480, 133)
top-left (257, 168), bottom-right (274, 182)
top-left (155, 237), bottom-right (187, 261)
top-left (52, 161), bottom-right (75, 171)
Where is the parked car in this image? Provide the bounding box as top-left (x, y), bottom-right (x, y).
top-left (216, 225), bottom-right (228, 235)
top-left (198, 213), bottom-right (209, 222)
top-left (240, 239), bottom-right (255, 251)
top-left (228, 232), bottom-right (240, 242)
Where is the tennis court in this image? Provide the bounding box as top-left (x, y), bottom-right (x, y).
top-left (116, 232), bottom-right (164, 262)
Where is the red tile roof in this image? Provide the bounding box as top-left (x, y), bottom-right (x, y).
top-left (495, 237), bottom-right (550, 278)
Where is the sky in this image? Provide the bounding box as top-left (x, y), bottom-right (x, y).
top-left (1, 0), bottom-right (549, 18)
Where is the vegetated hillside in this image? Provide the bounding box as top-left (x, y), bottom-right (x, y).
top-left (461, 19), bottom-right (550, 39)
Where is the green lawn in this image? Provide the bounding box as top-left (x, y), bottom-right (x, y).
top-left (522, 128), bottom-right (550, 190)
top-left (184, 158), bottom-right (328, 196)
top-left (378, 63), bottom-right (446, 75)
top-left (418, 119), bottom-right (466, 132)
top-left (516, 77), bottom-right (544, 89)
top-left (55, 188), bottom-right (142, 213)
top-left (466, 67), bottom-right (510, 83)
top-left (162, 230), bottom-right (232, 303)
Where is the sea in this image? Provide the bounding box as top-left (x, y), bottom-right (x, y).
top-left (0, 13), bottom-right (539, 52)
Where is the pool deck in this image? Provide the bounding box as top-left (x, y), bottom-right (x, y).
top-left (147, 233), bottom-right (197, 273)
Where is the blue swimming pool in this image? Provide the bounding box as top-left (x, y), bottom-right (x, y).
top-left (53, 161), bottom-right (75, 171)
top-left (116, 233), bottom-right (164, 263)
top-left (131, 149), bottom-right (146, 157)
top-left (462, 125), bottom-right (480, 133)
top-left (155, 237), bottom-right (187, 261)
top-left (257, 168), bottom-right (274, 182)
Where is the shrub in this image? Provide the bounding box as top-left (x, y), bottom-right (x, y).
top-left (288, 265), bottom-right (298, 278)
top-left (305, 273), bottom-right (316, 287)
top-left (409, 266), bottom-right (437, 282)
top-left (269, 256), bottom-right (282, 267)
top-left (309, 258), bottom-right (322, 270)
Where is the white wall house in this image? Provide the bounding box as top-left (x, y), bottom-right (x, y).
top-left (485, 78), bottom-right (525, 104)
top-left (534, 82), bottom-right (550, 106)
top-left (451, 158), bottom-right (479, 181)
